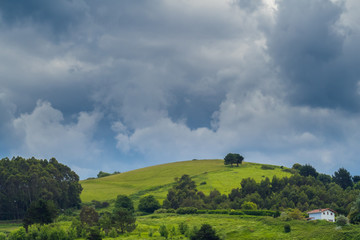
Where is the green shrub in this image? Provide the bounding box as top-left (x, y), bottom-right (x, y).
top-left (138, 195), bottom-right (161, 213)
top-left (176, 207), bottom-right (198, 214)
top-left (154, 208), bottom-right (175, 214)
top-left (241, 201), bottom-right (258, 210)
top-left (108, 228), bottom-right (118, 238)
top-left (190, 224), bottom-right (220, 240)
top-left (178, 222), bottom-right (189, 235)
top-left (284, 224), bottom-right (291, 233)
top-left (8, 227), bottom-right (26, 240)
top-left (336, 215), bottom-right (349, 226)
top-left (261, 165), bottom-right (275, 170)
top-left (197, 210), bottom-right (208, 214)
top-left (159, 225), bottom-right (168, 239)
top-left (229, 210), bottom-right (244, 215)
top-left (207, 209), bottom-right (229, 214)
top-left (0, 232), bottom-right (7, 240)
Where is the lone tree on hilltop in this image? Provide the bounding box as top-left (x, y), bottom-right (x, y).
top-left (224, 153), bottom-right (244, 167)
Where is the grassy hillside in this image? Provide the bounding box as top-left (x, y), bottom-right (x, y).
top-left (81, 159), bottom-right (292, 203)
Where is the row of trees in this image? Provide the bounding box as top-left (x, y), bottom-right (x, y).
top-left (0, 157), bottom-right (82, 220)
top-left (161, 171), bottom-right (360, 216)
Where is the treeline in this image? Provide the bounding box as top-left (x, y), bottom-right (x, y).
top-left (0, 157), bottom-right (82, 220)
top-left (161, 164), bottom-right (360, 216)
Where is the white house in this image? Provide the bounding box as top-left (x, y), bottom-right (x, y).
top-left (307, 208), bottom-right (336, 222)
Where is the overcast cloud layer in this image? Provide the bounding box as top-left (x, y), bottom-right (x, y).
top-left (1, 0), bottom-right (360, 179)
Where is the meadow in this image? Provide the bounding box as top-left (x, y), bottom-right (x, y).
top-left (81, 159), bottom-right (291, 204)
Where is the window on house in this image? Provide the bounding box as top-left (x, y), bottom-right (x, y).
top-left (323, 212), bottom-right (325, 215)
top-left (331, 213), bottom-right (333, 215)
top-left (327, 212), bottom-right (329, 215)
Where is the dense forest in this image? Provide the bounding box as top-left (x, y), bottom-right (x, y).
top-left (0, 157), bottom-right (82, 220)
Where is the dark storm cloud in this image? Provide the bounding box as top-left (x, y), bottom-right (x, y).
top-left (268, 0), bottom-right (360, 111)
top-left (0, 0), bottom-right (87, 36)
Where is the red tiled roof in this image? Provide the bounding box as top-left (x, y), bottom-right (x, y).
top-left (307, 208), bottom-right (336, 214)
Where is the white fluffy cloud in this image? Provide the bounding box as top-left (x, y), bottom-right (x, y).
top-left (12, 100), bottom-right (102, 166)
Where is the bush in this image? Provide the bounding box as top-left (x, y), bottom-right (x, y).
top-left (229, 210), bottom-right (244, 215)
top-left (0, 233), bottom-right (6, 240)
top-left (207, 209), bottom-right (229, 214)
top-left (261, 165), bottom-right (275, 170)
top-left (179, 222), bottom-right (189, 235)
top-left (241, 201), bottom-right (258, 210)
top-left (200, 181), bottom-right (207, 185)
top-left (336, 215), bottom-right (349, 226)
top-left (284, 224), bottom-right (291, 233)
top-left (154, 208), bottom-right (175, 214)
top-left (190, 224), bottom-right (220, 240)
top-left (138, 195), bottom-right (161, 213)
top-left (197, 210), bottom-right (208, 214)
top-left (176, 207), bottom-right (198, 214)
top-left (159, 225), bottom-right (168, 239)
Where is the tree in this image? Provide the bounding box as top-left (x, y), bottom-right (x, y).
top-left (333, 168), bottom-right (353, 189)
top-left (299, 164), bottom-right (318, 177)
top-left (224, 153), bottom-right (244, 167)
top-left (97, 171), bottom-right (111, 178)
top-left (0, 157), bottom-right (82, 220)
top-left (164, 175), bottom-right (200, 209)
top-left (23, 200), bottom-right (58, 229)
top-left (190, 224), bottom-right (220, 240)
top-left (112, 208), bottom-right (136, 234)
top-left (353, 175), bottom-right (360, 183)
top-left (138, 195), bottom-right (161, 213)
top-left (114, 195), bottom-right (134, 212)
top-left (80, 206), bottom-right (99, 227)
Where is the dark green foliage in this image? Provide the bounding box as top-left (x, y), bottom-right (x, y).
top-left (80, 206), bottom-right (99, 227)
top-left (159, 225), bottom-right (168, 239)
top-left (224, 153), bottom-right (244, 167)
top-left (284, 224), bottom-right (291, 233)
top-left (23, 200), bottom-right (58, 229)
top-left (299, 164), bottom-right (318, 177)
top-left (91, 200), bottom-right (109, 209)
top-left (87, 226), bottom-right (102, 240)
top-left (178, 222), bottom-right (188, 235)
top-left (336, 215), bottom-right (349, 226)
top-left (97, 171), bottom-right (111, 178)
top-left (191, 224), bottom-right (220, 240)
top-left (112, 207), bottom-right (137, 233)
top-left (261, 165), bottom-right (275, 170)
top-left (317, 173), bottom-right (332, 185)
top-left (138, 195), bottom-right (161, 213)
top-left (333, 168), bottom-right (353, 189)
top-left (114, 195), bottom-right (134, 212)
top-left (292, 163), bottom-right (302, 170)
top-left (353, 176), bottom-right (360, 183)
top-left (163, 174), bottom-right (201, 209)
top-left (0, 157), bottom-right (82, 220)
top-left (349, 194), bottom-right (360, 224)
top-left (176, 207), bottom-right (198, 214)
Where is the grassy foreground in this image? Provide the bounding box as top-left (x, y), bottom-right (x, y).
top-left (81, 160), bottom-right (291, 203)
top-left (3, 214), bottom-right (358, 239)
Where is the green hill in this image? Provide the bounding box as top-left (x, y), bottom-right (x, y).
top-left (80, 159), bottom-right (292, 203)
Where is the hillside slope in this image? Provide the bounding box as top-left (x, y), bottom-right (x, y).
top-left (80, 159), bottom-right (292, 203)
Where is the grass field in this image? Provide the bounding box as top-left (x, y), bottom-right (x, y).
top-left (80, 160), bottom-right (292, 203)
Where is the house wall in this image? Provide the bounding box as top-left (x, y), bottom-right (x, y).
top-left (320, 210), bottom-right (335, 222)
top-left (309, 212), bottom-right (322, 220)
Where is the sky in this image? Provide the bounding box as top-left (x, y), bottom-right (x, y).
top-left (1, 0), bottom-right (360, 179)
